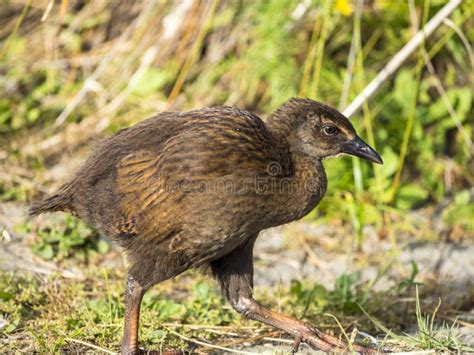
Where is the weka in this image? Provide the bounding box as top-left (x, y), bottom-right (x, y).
top-left (30, 98), bottom-right (382, 354)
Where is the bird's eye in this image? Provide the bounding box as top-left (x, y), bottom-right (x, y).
top-left (323, 125), bottom-right (338, 135)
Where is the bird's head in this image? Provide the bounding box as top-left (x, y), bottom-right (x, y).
top-left (268, 98), bottom-right (383, 164)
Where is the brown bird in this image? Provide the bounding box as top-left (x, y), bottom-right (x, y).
top-left (30, 98), bottom-right (382, 354)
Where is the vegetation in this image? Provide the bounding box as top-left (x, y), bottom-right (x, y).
top-left (0, 0), bottom-right (472, 353)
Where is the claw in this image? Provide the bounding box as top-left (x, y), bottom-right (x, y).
top-left (292, 336), bottom-right (302, 353)
top-left (302, 328), bottom-right (376, 354)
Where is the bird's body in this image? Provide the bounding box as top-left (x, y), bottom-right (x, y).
top-left (32, 105), bottom-right (327, 285)
top-left (30, 98), bottom-right (382, 354)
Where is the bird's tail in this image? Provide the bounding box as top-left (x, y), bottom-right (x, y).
top-left (29, 182), bottom-right (74, 216)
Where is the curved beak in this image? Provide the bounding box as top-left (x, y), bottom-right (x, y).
top-left (342, 136), bottom-right (383, 164)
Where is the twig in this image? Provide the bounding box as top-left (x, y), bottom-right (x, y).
top-left (166, 328), bottom-right (257, 354)
top-left (262, 336), bottom-right (293, 344)
top-left (161, 322), bottom-right (258, 330)
top-left (213, 330), bottom-right (282, 349)
top-left (40, 0), bottom-right (54, 22)
top-left (169, 325), bottom-right (239, 338)
top-left (64, 337), bottom-right (116, 354)
top-left (442, 18), bottom-right (474, 69)
top-left (343, 0), bottom-right (462, 118)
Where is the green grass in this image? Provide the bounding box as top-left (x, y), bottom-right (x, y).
top-left (0, 270), bottom-right (235, 352)
top-left (24, 215), bottom-right (109, 262)
top-left (410, 285), bottom-right (467, 351)
top-left (358, 285), bottom-right (473, 353)
top-left (1, 246), bottom-right (472, 353)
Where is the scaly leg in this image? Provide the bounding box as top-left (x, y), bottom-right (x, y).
top-left (121, 275), bottom-right (145, 355)
top-left (211, 237), bottom-right (374, 353)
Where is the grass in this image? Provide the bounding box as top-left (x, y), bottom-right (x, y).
top-left (0, 0), bottom-right (473, 353)
top-left (1, 214), bottom-right (473, 353)
top-left (358, 285), bottom-right (473, 353)
top-left (0, 269), bottom-right (255, 352)
top-left (411, 285), bottom-right (463, 351)
top-left (1, 261), bottom-right (472, 353)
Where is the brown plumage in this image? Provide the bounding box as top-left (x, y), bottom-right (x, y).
top-left (30, 98), bottom-right (382, 354)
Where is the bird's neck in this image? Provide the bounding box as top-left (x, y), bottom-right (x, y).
top-left (265, 112), bottom-right (327, 224)
top-left (289, 153), bottom-right (327, 221)
top-left (266, 108), bottom-right (298, 151)
top-left (266, 107), bottom-right (319, 166)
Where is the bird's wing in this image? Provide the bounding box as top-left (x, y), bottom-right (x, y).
top-left (115, 148), bottom-right (181, 242)
top-left (115, 115), bottom-right (287, 241)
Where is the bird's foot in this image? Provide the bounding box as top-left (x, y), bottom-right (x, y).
top-left (299, 326), bottom-right (376, 354)
top-left (291, 335), bottom-right (302, 353)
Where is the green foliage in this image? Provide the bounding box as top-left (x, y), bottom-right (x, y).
top-left (1, 1), bottom-right (472, 238)
top-left (442, 190), bottom-right (474, 231)
top-left (0, 65), bottom-right (64, 133)
top-left (0, 180), bottom-right (28, 202)
top-left (290, 279), bottom-right (329, 317)
top-left (397, 261), bottom-right (421, 292)
top-left (333, 272), bottom-right (362, 312)
top-left (0, 273), bottom-right (44, 336)
top-left (131, 68), bottom-right (170, 98)
top-left (291, 272), bottom-right (373, 316)
top-left (27, 216), bottom-right (109, 262)
top-left (407, 285), bottom-right (471, 352)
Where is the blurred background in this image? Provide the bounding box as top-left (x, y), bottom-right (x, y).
top-left (0, 0), bottom-right (473, 353)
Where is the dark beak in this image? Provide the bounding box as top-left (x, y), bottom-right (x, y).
top-left (342, 136), bottom-right (383, 164)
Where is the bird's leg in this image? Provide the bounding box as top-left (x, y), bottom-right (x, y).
top-left (211, 237), bottom-right (374, 353)
top-left (121, 274), bottom-right (145, 355)
top-left (229, 296), bottom-right (373, 352)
